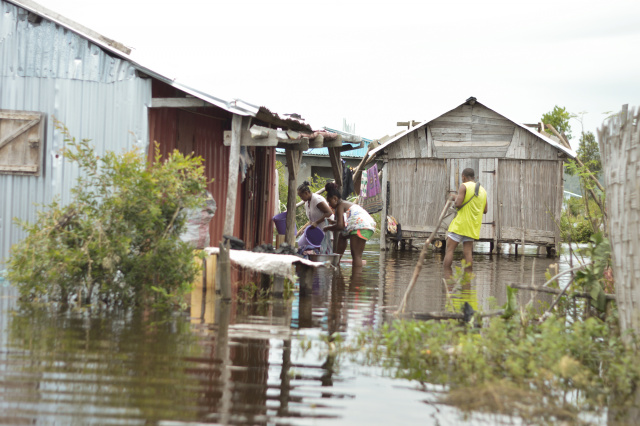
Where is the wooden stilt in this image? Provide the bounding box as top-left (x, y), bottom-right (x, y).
top-left (296, 263), bottom-right (314, 297)
top-left (223, 115), bottom-right (243, 236)
top-left (285, 149), bottom-right (302, 246)
top-left (217, 240), bottom-right (232, 300)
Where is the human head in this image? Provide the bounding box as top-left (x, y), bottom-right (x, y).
top-left (461, 168), bottom-right (475, 182)
top-left (297, 180), bottom-right (312, 201)
top-left (324, 182), bottom-right (341, 208)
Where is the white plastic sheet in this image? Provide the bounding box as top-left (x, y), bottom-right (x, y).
top-left (204, 248), bottom-right (323, 282)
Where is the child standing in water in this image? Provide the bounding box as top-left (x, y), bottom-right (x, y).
top-left (322, 182), bottom-right (376, 267)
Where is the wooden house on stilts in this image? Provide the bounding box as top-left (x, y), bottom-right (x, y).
top-left (370, 97), bottom-right (576, 255)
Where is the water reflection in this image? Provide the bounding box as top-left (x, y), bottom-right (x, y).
top-left (0, 244), bottom-right (578, 424)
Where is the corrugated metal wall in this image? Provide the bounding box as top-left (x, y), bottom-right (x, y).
top-left (0, 0), bottom-right (151, 264)
top-left (149, 105), bottom-right (276, 249)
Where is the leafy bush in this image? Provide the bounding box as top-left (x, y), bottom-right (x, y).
top-left (559, 196), bottom-right (602, 243)
top-left (7, 125), bottom-right (210, 309)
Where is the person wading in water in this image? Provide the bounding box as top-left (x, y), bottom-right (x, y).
top-left (443, 168), bottom-right (488, 279)
top-left (296, 181), bottom-right (333, 253)
top-left (323, 182), bottom-right (376, 267)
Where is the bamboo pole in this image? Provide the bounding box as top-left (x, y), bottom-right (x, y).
top-left (396, 199), bottom-right (454, 314)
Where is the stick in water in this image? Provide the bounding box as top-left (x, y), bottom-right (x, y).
top-left (396, 199), bottom-right (454, 314)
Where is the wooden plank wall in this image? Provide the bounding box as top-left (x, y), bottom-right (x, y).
top-left (387, 158), bottom-right (448, 232)
top-left (385, 103), bottom-right (560, 162)
top-left (381, 101), bottom-right (567, 246)
top-left (431, 104), bottom-right (515, 159)
top-left (498, 159), bottom-right (560, 244)
top-left (506, 127), bottom-right (559, 160)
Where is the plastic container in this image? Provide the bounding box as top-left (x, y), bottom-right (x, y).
top-left (304, 226), bottom-right (325, 247)
top-left (298, 226), bottom-right (325, 249)
top-left (273, 212), bottom-right (296, 235)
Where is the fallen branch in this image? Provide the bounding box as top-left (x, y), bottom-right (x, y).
top-left (509, 283), bottom-right (616, 301)
top-left (396, 199), bottom-right (454, 314)
top-left (539, 263), bottom-right (592, 321)
top-left (400, 309), bottom-right (505, 321)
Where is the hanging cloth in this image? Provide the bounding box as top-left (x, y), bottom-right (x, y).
top-left (361, 164), bottom-right (383, 214)
top-left (341, 160), bottom-right (354, 199)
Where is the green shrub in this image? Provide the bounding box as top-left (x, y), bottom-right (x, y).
top-left (7, 124), bottom-right (210, 309)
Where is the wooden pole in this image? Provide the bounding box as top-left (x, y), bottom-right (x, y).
top-left (380, 160), bottom-right (389, 251)
top-left (396, 199), bottom-right (454, 314)
top-left (285, 149), bottom-right (302, 246)
top-left (327, 146), bottom-right (343, 191)
top-left (520, 160), bottom-right (525, 253)
top-left (217, 240), bottom-right (232, 300)
top-left (223, 115), bottom-right (243, 236)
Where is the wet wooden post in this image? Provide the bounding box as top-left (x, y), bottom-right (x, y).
top-left (327, 139), bottom-right (344, 254)
top-left (296, 263), bottom-right (314, 297)
top-left (214, 296), bottom-right (232, 423)
top-left (273, 276), bottom-right (285, 297)
top-left (381, 159), bottom-right (389, 251)
top-left (285, 149), bottom-right (302, 246)
top-left (223, 114), bottom-right (243, 236)
top-left (217, 240), bottom-right (232, 300)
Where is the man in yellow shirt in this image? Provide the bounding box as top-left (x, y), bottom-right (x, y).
top-left (444, 168), bottom-right (488, 279)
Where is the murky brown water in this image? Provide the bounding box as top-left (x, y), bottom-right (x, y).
top-left (0, 243), bottom-right (579, 424)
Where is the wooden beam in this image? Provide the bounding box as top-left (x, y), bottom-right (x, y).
top-left (338, 141), bottom-right (364, 152)
top-left (380, 159), bottom-right (388, 251)
top-left (285, 149), bottom-right (302, 246)
top-left (223, 125), bottom-right (278, 147)
top-left (322, 134), bottom-right (343, 148)
top-left (328, 146), bottom-right (343, 190)
top-left (277, 138), bottom-right (309, 151)
top-left (150, 97), bottom-right (212, 108)
top-left (223, 115), bottom-right (243, 236)
top-left (308, 134), bottom-right (324, 148)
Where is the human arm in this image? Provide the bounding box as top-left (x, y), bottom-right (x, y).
top-left (454, 184), bottom-right (467, 209)
top-left (296, 222), bottom-right (309, 237)
top-left (484, 198), bottom-right (488, 214)
top-left (310, 201), bottom-right (333, 227)
top-left (323, 204), bottom-right (346, 232)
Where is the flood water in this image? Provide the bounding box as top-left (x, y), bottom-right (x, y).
top-left (0, 243), bottom-right (579, 425)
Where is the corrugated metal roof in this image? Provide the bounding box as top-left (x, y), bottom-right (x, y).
top-left (0, 0), bottom-right (151, 262)
top-left (4, 0), bottom-right (312, 130)
top-left (369, 99), bottom-right (577, 158)
top-left (275, 127), bottom-right (372, 159)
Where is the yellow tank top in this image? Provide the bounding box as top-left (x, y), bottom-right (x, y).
top-left (448, 181), bottom-right (487, 240)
